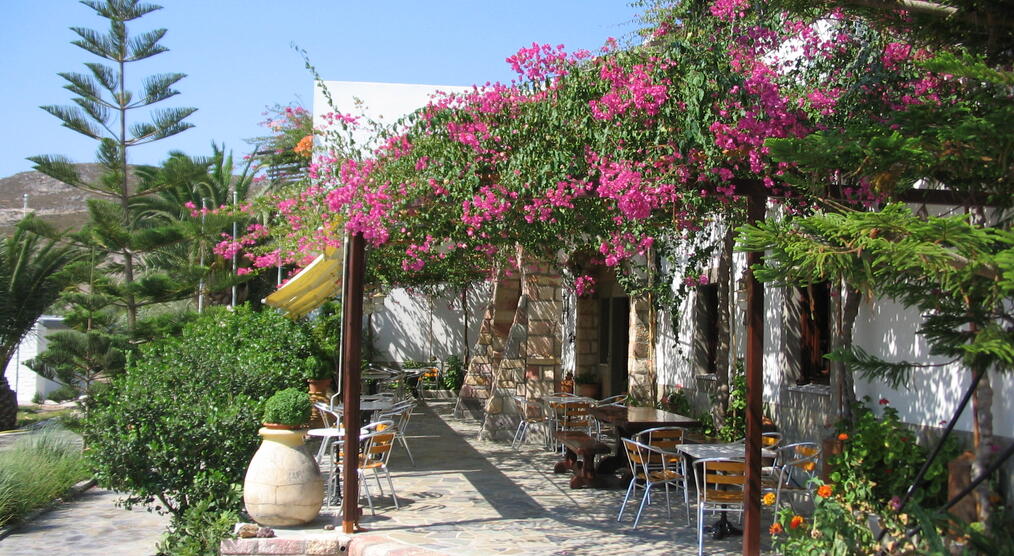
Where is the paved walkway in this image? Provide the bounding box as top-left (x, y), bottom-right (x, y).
top-left (271, 399), bottom-right (773, 555)
top-left (0, 488), bottom-right (170, 555)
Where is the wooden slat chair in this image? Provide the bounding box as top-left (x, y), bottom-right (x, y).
top-left (634, 426), bottom-right (692, 524)
top-left (694, 458), bottom-right (746, 556)
top-left (765, 442), bottom-right (821, 510)
top-left (329, 420), bottom-right (398, 515)
top-left (551, 399), bottom-right (597, 453)
top-left (617, 438), bottom-right (687, 528)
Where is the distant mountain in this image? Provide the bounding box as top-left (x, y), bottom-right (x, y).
top-left (0, 165), bottom-right (107, 232)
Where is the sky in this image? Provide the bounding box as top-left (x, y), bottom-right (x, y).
top-left (0, 1), bottom-right (643, 181)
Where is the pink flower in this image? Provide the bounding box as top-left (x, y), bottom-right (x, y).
top-left (879, 398), bottom-right (889, 405)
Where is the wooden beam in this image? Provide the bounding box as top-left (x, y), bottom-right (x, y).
top-left (743, 191), bottom-right (765, 556)
top-left (341, 233), bottom-right (366, 534)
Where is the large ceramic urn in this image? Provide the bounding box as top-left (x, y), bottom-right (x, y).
top-left (243, 427), bottom-right (324, 526)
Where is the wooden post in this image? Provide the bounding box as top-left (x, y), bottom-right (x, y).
top-left (743, 192), bottom-right (765, 556)
top-left (341, 233), bottom-right (366, 533)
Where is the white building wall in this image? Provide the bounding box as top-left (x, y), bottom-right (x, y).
top-left (2, 317), bottom-right (64, 404)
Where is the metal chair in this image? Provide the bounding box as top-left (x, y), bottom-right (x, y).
top-left (328, 420), bottom-right (397, 514)
top-left (694, 458), bottom-right (746, 556)
top-left (617, 438), bottom-right (688, 528)
top-left (376, 399), bottom-right (417, 466)
top-left (767, 442), bottom-right (821, 509)
top-left (511, 395), bottom-right (550, 449)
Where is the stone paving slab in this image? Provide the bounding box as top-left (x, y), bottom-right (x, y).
top-left (0, 488), bottom-right (170, 555)
top-left (272, 399), bottom-right (773, 555)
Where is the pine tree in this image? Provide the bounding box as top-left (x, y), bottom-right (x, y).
top-left (29, 0), bottom-right (196, 333)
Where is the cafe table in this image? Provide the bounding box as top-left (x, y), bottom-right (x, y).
top-left (589, 405), bottom-right (700, 476)
top-left (674, 441), bottom-right (776, 539)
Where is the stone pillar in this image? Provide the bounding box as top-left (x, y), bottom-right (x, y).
top-left (626, 296), bottom-right (654, 401)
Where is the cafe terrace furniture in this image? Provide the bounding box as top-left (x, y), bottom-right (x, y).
top-left (376, 399), bottom-right (418, 466)
top-left (693, 458), bottom-right (746, 556)
top-left (589, 405), bottom-right (699, 475)
top-left (326, 420), bottom-right (396, 514)
top-left (553, 430), bottom-right (612, 488)
top-left (510, 395), bottom-right (550, 449)
top-left (617, 438), bottom-right (689, 528)
top-left (766, 442), bottom-right (821, 509)
top-left (634, 426), bottom-right (691, 524)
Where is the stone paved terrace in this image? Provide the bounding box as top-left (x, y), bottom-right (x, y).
top-left (227, 399), bottom-right (775, 555)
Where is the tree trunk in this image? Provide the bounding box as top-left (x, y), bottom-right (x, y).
top-left (840, 285), bottom-right (861, 422)
top-left (712, 228), bottom-right (734, 429)
top-left (0, 351), bottom-right (18, 430)
top-left (971, 366), bottom-right (994, 523)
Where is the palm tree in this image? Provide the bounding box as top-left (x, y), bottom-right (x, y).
top-left (0, 216), bottom-right (84, 430)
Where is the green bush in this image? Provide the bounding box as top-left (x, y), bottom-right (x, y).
top-left (0, 427), bottom-right (89, 526)
top-left (441, 355), bottom-right (465, 392)
top-left (262, 388), bottom-right (311, 426)
top-left (46, 384), bottom-right (79, 403)
top-left (156, 492), bottom-right (240, 556)
top-left (83, 304), bottom-right (313, 518)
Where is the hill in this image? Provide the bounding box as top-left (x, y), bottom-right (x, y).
top-left (0, 165), bottom-right (107, 232)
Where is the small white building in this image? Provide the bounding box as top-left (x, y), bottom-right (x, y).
top-left (2, 316), bottom-right (65, 404)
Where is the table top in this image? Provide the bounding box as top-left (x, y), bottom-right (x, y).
top-left (543, 395), bottom-right (595, 405)
top-left (676, 441), bottom-right (775, 460)
top-left (589, 405), bottom-right (700, 428)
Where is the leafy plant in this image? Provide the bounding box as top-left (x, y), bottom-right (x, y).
top-left (262, 388), bottom-right (311, 426)
top-left (830, 397), bottom-right (959, 508)
top-left (46, 384), bottom-right (80, 403)
top-left (156, 491), bottom-right (240, 556)
top-left (301, 354), bottom-right (332, 381)
top-left (83, 304), bottom-right (310, 517)
top-left (441, 355), bottom-right (465, 392)
top-left (574, 371), bottom-right (599, 385)
top-left (715, 371), bottom-right (746, 442)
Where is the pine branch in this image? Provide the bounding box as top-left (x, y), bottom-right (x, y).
top-left (126, 28), bottom-right (168, 62)
top-left (71, 97), bottom-right (112, 130)
top-left (57, 72), bottom-right (100, 101)
top-left (84, 62), bottom-right (118, 94)
top-left (133, 72), bottom-right (185, 107)
top-left (70, 26), bottom-right (116, 59)
top-left (41, 105), bottom-right (102, 139)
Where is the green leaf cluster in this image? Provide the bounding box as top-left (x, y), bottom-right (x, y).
top-left (262, 387), bottom-right (312, 426)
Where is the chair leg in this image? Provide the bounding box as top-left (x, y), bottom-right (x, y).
top-left (617, 480), bottom-right (637, 521)
top-left (511, 421), bottom-right (526, 449)
top-left (697, 502), bottom-right (705, 556)
top-left (384, 468), bottom-right (399, 509)
top-left (359, 472), bottom-right (375, 516)
top-left (683, 479), bottom-right (691, 525)
top-left (399, 434), bottom-right (416, 466)
top-left (373, 468), bottom-right (385, 495)
top-left (633, 483), bottom-right (653, 529)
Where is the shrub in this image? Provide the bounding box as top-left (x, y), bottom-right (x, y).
top-left (0, 427), bottom-right (89, 526)
top-left (46, 384), bottom-right (79, 403)
top-left (441, 355), bottom-right (465, 392)
top-left (262, 388), bottom-right (311, 426)
top-left (156, 492), bottom-right (241, 556)
top-left (83, 304), bottom-right (313, 518)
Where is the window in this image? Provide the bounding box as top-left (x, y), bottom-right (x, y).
top-left (797, 283), bottom-right (831, 385)
top-left (694, 283), bottom-right (719, 374)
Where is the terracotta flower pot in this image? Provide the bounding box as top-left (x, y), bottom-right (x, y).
top-left (243, 427), bottom-right (323, 526)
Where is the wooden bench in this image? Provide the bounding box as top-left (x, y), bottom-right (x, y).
top-left (553, 431), bottom-right (612, 488)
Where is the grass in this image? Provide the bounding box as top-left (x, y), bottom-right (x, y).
top-left (0, 426), bottom-right (90, 527)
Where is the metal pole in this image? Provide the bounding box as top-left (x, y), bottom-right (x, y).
top-left (231, 190), bottom-right (238, 308)
top-left (340, 232), bottom-right (366, 533)
top-left (743, 191), bottom-right (765, 556)
top-left (198, 199), bottom-right (207, 313)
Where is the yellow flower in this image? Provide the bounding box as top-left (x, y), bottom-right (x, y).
top-left (762, 492), bottom-right (777, 506)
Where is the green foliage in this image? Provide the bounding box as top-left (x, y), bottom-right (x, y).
top-left (574, 371), bottom-right (599, 385)
top-left (156, 491), bottom-right (240, 556)
top-left (770, 481), bottom-right (878, 555)
top-left (301, 354), bottom-right (332, 381)
top-left (716, 370), bottom-right (747, 442)
top-left (46, 385), bottom-right (80, 403)
top-left (83, 304), bottom-right (311, 516)
top-left (0, 427), bottom-right (90, 527)
top-left (830, 397), bottom-right (959, 508)
top-left (262, 387), bottom-right (311, 426)
top-left (441, 355), bottom-right (465, 392)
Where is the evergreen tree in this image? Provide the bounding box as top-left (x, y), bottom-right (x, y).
top-left (29, 0), bottom-right (196, 333)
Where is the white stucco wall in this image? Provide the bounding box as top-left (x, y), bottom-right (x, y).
top-left (369, 283), bottom-right (490, 365)
top-left (2, 317), bottom-right (64, 404)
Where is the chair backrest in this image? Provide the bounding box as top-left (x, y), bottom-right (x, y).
top-left (362, 429), bottom-right (397, 466)
top-left (636, 426), bottom-right (686, 453)
top-left (597, 393), bottom-right (628, 406)
top-left (622, 438), bottom-right (678, 481)
top-left (775, 442), bottom-right (821, 487)
top-left (695, 458), bottom-right (746, 499)
top-left (762, 432), bottom-right (783, 449)
top-left (554, 400), bottom-right (593, 431)
top-left (513, 395), bottom-right (544, 420)
top-left (314, 402), bottom-right (342, 429)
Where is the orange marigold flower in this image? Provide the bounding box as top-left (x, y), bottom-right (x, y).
top-left (817, 484), bottom-right (833, 498)
top-left (762, 492), bottom-right (777, 506)
top-left (837, 432), bottom-right (848, 441)
top-left (770, 522), bottom-right (783, 535)
top-left (790, 515), bottom-right (805, 529)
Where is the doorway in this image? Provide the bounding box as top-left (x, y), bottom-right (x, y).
top-left (599, 296), bottom-right (630, 396)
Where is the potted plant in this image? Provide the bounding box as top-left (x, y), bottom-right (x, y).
top-left (303, 354), bottom-right (333, 394)
top-left (244, 388), bottom-right (323, 526)
top-left (575, 371), bottom-right (601, 399)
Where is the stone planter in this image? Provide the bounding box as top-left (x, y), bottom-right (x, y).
top-left (243, 427), bottom-right (324, 526)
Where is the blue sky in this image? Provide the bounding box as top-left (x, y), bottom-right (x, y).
top-left (0, 1), bottom-right (642, 179)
